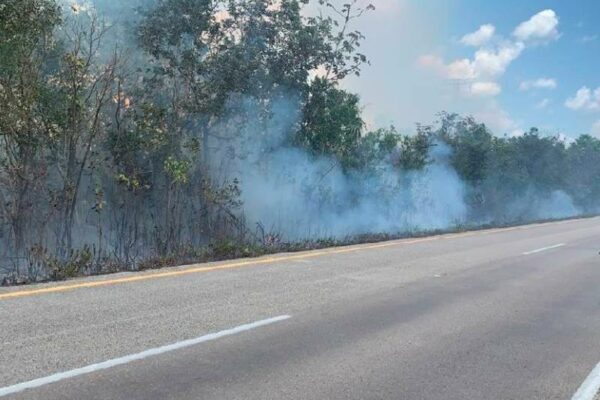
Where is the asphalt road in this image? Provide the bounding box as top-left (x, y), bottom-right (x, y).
top-left (1, 218), bottom-right (600, 399)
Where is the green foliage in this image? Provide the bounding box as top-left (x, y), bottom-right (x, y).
top-left (340, 126), bottom-right (400, 170)
top-left (2, 0), bottom-right (600, 285)
top-left (505, 129), bottom-right (567, 191)
top-left (164, 156), bottom-right (191, 185)
top-left (0, 0), bottom-right (61, 73)
top-left (313, 0), bottom-right (375, 80)
top-left (0, 0), bottom-right (65, 256)
top-left (109, 101), bottom-right (169, 191)
top-left (429, 114), bottom-right (600, 219)
top-left (437, 114), bottom-right (493, 185)
top-left (298, 77), bottom-right (364, 163)
top-left (27, 244), bottom-right (94, 281)
top-left (566, 135), bottom-right (600, 209)
top-left (0, 0), bottom-right (62, 142)
top-left (397, 128), bottom-right (432, 170)
top-left (138, 0), bottom-right (348, 116)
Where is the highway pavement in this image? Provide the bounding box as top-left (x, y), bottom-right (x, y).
top-left (1, 217), bottom-right (600, 399)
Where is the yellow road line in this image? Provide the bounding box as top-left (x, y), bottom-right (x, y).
top-left (0, 218), bottom-right (588, 300)
top-left (0, 236), bottom-right (439, 301)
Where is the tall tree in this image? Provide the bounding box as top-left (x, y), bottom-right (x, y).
top-left (0, 0), bottom-right (62, 258)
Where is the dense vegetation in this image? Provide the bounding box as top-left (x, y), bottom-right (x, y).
top-left (1, 0), bottom-right (599, 284)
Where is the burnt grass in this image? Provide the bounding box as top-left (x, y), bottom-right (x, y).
top-left (1, 214), bottom-right (596, 287)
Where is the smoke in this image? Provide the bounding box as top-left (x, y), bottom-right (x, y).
top-left (46, 3), bottom-right (463, 242)
top-left (506, 189), bottom-right (580, 221)
top-left (205, 92), bottom-right (586, 240)
top-left (208, 93), bottom-right (468, 239)
top-left (1, 0), bottom-right (589, 281)
top-left (49, 2), bottom-right (583, 242)
top-left (58, 0), bottom-right (156, 47)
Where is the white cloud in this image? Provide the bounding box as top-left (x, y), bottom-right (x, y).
top-left (473, 101), bottom-right (523, 136)
top-left (580, 34), bottom-right (598, 44)
top-left (565, 86), bottom-right (600, 111)
top-left (513, 9), bottom-right (560, 43)
top-left (417, 54), bottom-right (446, 75)
top-left (470, 81), bottom-right (501, 97)
top-left (415, 10), bottom-right (560, 135)
top-left (520, 78), bottom-right (557, 91)
top-left (461, 24), bottom-right (495, 47)
top-left (420, 10), bottom-right (560, 90)
top-left (535, 98), bottom-right (551, 109)
top-left (471, 42), bottom-right (524, 78)
top-left (446, 58), bottom-right (476, 80)
top-left (592, 121), bottom-right (600, 137)
top-left (429, 42), bottom-right (524, 83)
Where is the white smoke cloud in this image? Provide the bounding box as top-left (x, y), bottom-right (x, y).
top-left (507, 190), bottom-right (580, 221)
top-left (206, 92), bottom-right (582, 240)
top-left (208, 93), bottom-right (468, 239)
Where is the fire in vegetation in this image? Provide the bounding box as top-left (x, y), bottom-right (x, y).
top-left (0, 0), bottom-right (598, 284)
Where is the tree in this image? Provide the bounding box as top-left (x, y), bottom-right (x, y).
top-left (507, 128), bottom-right (567, 191)
top-left (566, 135), bottom-right (600, 210)
top-left (137, 0), bottom-right (373, 151)
top-left (135, 0), bottom-right (375, 246)
top-left (48, 11), bottom-right (118, 256)
top-left (435, 113), bottom-right (493, 186)
top-left (0, 0), bottom-right (62, 259)
top-left (298, 77), bottom-right (364, 163)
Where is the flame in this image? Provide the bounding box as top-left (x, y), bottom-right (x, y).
top-left (112, 92), bottom-right (133, 109)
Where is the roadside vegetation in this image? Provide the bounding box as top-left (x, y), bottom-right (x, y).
top-left (2, 0), bottom-right (600, 285)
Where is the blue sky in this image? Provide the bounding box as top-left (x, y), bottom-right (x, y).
top-left (344, 0), bottom-right (600, 138)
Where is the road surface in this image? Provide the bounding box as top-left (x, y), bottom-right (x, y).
top-left (1, 218), bottom-right (600, 399)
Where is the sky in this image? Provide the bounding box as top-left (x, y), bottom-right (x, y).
top-left (343, 0), bottom-right (600, 139)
